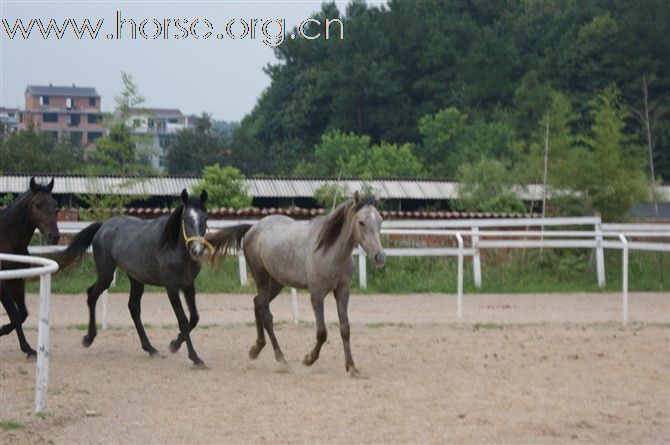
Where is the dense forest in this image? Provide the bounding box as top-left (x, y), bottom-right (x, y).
top-left (1, 0), bottom-right (668, 218)
top-left (225, 0), bottom-right (669, 180)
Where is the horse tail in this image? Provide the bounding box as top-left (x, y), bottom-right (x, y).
top-left (205, 224), bottom-right (252, 259)
top-left (53, 222), bottom-right (103, 268)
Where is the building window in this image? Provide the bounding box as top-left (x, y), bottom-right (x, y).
top-left (159, 155), bottom-right (166, 167)
top-left (88, 114), bottom-right (101, 124)
top-left (133, 118), bottom-right (141, 127)
top-left (89, 97), bottom-right (96, 107)
top-left (68, 114), bottom-right (80, 127)
top-left (167, 118), bottom-right (178, 124)
top-left (67, 132), bottom-right (82, 145)
top-left (40, 96), bottom-right (49, 106)
top-left (88, 131), bottom-right (103, 143)
top-left (148, 119), bottom-right (155, 128)
top-left (66, 97), bottom-right (72, 109)
top-left (43, 113), bottom-right (58, 123)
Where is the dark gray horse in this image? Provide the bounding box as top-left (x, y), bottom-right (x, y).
top-left (56, 189), bottom-right (212, 367)
top-left (208, 192), bottom-right (386, 376)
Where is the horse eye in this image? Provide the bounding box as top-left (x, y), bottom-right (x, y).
top-left (358, 221), bottom-right (364, 227)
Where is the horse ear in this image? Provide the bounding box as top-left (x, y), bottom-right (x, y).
top-left (30, 177), bottom-right (37, 192)
top-left (181, 189), bottom-right (189, 203)
top-left (46, 177), bottom-right (55, 193)
top-left (200, 189), bottom-right (208, 205)
top-left (353, 190), bottom-right (360, 205)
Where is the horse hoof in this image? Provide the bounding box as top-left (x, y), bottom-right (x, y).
top-left (26, 350), bottom-right (37, 361)
top-left (192, 361), bottom-right (208, 370)
top-left (248, 343), bottom-right (263, 359)
top-left (82, 335), bottom-right (94, 348)
top-left (169, 340), bottom-right (180, 353)
top-left (149, 349), bottom-right (164, 358)
top-left (348, 366), bottom-right (366, 379)
top-left (303, 354), bottom-right (315, 367)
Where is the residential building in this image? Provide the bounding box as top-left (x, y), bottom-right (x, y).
top-left (0, 107), bottom-right (20, 132)
top-left (119, 107), bottom-right (194, 171)
top-left (18, 84), bottom-right (105, 147)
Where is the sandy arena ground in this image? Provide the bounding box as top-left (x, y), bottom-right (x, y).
top-left (1, 291), bottom-right (669, 444)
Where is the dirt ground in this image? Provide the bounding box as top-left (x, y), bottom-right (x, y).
top-left (1, 291), bottom-right (669, 444)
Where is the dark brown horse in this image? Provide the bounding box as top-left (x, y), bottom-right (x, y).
top-left (0, 177), bottom-right (60, 358)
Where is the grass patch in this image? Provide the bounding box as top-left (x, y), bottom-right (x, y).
top-left (473, 322), bottom-right (504, 331)
top-left (28, 248), bottom-right (670, 295)
top-left (366, 322), bottom-right (410, 328)
top-left (66, 323), bottom-right (89, 331)
top-left (0, 420), bottom-right (24, 430)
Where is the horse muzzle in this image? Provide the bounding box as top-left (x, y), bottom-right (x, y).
top-left (373, 250), bottom-right (386, 268)
top-left (47, 231), bottom-right (61, 245)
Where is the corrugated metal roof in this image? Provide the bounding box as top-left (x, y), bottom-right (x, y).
top-left (26, 85), bottom-right (99, 97)
top-left (2, 175), bottom-right (669, 202)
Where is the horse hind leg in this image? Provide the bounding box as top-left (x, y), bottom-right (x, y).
top-left (248, 295), bottom-right (266, 359)
top-left (82, 264), bottom-right (115, 348)
top-left (303, 291), bottom-right (327, 367)
top-left (258, 280), bottom-right (286, 363)
top-left (128, 277), bottom-right (159, 356)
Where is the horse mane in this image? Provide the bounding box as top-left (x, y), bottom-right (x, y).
top-left (315, 195), bottom-right (377, 252)
top-left (160, 205), bottom-right (184, 248)
top-left (0, 192), bottom-right (30, 222)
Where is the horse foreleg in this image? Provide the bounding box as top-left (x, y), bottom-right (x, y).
top-left (303, 292), bottom-right (327, 367)
top-left (0, 281), bottom-right (36, 359)
top-left (334, 287), bottom-right (358, 376)
top-left (166, 286), bottom-right (204, 367)
top-left (128, 278), bottom-right (159, 356)
top-left (169, 283), bottom-right (199, 353)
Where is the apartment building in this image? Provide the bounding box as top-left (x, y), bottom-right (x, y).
top-left (18, 84), bottom-right (105, 147)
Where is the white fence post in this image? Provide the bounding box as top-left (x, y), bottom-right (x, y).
top-left (595, 219), bottom-right (606, 288)
top-left (471, 227), bottom-right (482, 288)
top-left (358, 253), bottom-right (367, 289)
top-left (290, 288), bottom-right (299, 324)
top-left (619, 234), bottom-right (629, 325)
top-left (35, 273), bottom-right (51, 413)
top-left (238, 254), bottom-right (248, 286)
top-left (456, 233), bottom-right (464, 323)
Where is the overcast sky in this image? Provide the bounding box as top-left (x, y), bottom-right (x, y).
top-left (0, 0), bottom-right (355, 122)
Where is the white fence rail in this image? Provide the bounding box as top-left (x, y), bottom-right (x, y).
top-left (27, 217), bottom-right (670, 326)
top-left (0, 253), bottom-right (59, 413)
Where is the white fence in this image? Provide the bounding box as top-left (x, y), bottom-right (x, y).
top-left (0, 253), bottom-right (59, 413)
top-left (29, 216), bottom-right (670, 326)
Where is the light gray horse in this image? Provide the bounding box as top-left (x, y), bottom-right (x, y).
top-left (55, 189), bottom-right (212, 367)
top-left (208, 192), bottom-right (386, 375)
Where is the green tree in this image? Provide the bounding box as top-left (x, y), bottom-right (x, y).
top-left (166, 114), bottom-right (225, 175)
top-left (572, 84), bottom-right (650, 221)
top-left (455, 157), bottom-right (527, 213)
top-left (418, 108), bottom-right (516, 177)
top-left (0, 124), bottom-right (84, 173)
top-left (296, 130), bottom-right (424, 178)
top-left (192, 165), bottom-right (252, 209)
top-left (313, 183), bottom-right (350, 209)
top-left (87, 72), bottom-right (156, 175)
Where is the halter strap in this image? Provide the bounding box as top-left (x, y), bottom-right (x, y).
top-left (181, 220), bottom-right (215, 253)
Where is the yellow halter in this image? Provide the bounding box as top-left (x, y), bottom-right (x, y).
top-left (181, 220), bottom-right (215, 253)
